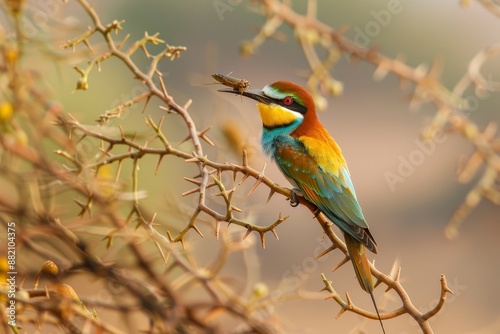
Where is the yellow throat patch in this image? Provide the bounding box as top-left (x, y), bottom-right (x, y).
top-left (257, 103), bottom-right (302, 128)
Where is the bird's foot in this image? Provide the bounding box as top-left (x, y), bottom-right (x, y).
top-left (288, 188), bottom-right (303, 207)
top-left (312, 207), bottom-right (321, 217)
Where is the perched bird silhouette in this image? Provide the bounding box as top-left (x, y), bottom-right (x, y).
top-left (220, 80), bottom-right (385, 333)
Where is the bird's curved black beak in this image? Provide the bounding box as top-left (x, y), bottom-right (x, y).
top-left (219, 88), bottom-right (274, 105)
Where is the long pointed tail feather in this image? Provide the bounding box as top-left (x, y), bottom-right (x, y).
top-left (345, 234), bottom-right (386, 334)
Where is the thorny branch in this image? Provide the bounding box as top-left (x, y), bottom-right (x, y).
top-left (0, 0), bottom-right (281, 333)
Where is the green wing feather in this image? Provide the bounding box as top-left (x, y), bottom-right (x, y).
top-left (274, 138), bottom-right (377, 253)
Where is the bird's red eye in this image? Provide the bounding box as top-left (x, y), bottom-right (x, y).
top-left (282, 96), bottom-right (294, 105)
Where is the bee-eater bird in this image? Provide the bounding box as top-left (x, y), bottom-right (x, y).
top-left (220, 80), bottom-right (384, 332)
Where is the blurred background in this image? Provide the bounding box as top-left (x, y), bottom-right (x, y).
top-left (3, 0), bottom-right (500, 333)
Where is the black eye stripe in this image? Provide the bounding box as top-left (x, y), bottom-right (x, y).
top-left (277, 98), bottom-right (307, 115)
